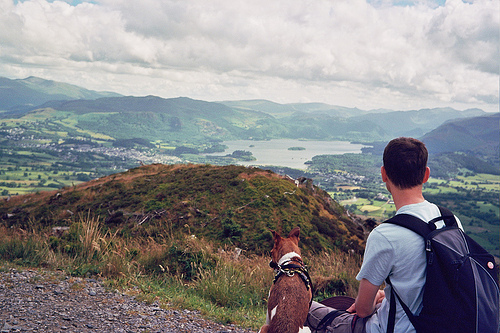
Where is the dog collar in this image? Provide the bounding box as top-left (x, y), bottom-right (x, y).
top-left (270, 259), bottom-right (312, 291)
top-left (278, 251), bottom-right (302, 266)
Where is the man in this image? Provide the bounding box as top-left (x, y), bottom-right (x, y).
top-left (306, 137), bottom-right (462, 333)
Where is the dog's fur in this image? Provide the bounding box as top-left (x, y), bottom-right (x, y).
top-left (259, 227), bottom-right (312, 333)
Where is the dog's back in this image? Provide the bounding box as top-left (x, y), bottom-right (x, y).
top-left (259, 227), bottom-right (312, 333)
top-left (266, 275), bottom-right (311, 332)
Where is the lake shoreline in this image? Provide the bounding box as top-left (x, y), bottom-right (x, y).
top-left (206, 139), bottom-right (369, 170)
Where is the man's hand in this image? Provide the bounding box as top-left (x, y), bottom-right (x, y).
top-left (346, 301), bottom-right (356, 313)
top-left (347, 279), bottom-right (385, 318)
top-left (375, 289), bottom-right (385, 304)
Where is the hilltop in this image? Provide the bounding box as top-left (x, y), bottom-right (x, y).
top-left (0, 164), bottom-right (365, 255)
top-left (0, 76), bottom-right (121, 111)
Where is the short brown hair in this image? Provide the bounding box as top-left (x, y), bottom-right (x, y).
top-left (383, 137), bottom-right (428, 189)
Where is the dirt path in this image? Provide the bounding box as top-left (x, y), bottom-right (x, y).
top-left (0, 268), bottom-right (256, 333)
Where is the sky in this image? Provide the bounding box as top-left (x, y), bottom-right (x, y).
top-left (1, 0), bottom-right (498, 112)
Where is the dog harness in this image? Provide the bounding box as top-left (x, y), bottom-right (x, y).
top-left (269, 257), bottom-right (313, 291)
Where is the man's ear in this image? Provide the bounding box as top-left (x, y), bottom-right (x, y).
top-left (381, 166), bottom-right (388, 182)
top-left (423, 167), bottom-right (430, 183)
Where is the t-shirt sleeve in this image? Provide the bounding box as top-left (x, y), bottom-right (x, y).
top-left (356, 227), bottom-right (395, 287)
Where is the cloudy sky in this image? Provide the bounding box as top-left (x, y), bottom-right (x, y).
top-left (0, 0), bottom-right (498, 112)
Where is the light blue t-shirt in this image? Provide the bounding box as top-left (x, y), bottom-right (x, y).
top-left (357, 201), bottom-right (462, 333)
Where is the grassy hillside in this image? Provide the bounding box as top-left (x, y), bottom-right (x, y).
top-left (16, 96), bottom-right (291, 144)
top-left (0, 76), bottom-right (120, 111)
top-left (0, 164), bottom-right (365, 255)
top-left (422, 113), bottom-right (500, 157)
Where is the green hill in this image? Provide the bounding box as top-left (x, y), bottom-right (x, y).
top-left (29, 96), bottom-right (290, 143)
top-left (0, 164), bottom-right (366, 255)
top-left (353, 107), bottom-right (486, 138)
top-left (0, 76), bottom-right (120, 111)
top-left (422, 113), bottom-right (500, 155)
top-left (45, 97), bottom-right (486, 143)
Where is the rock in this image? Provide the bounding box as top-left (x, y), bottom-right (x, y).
top-left (1, 323), bottom-right (13, 333)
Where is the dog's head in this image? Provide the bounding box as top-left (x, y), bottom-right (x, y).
top-left (270, 227), bottom-right (301, 265)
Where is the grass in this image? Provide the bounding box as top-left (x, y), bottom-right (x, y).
top-left (0, 214), bottom-right (362, 330)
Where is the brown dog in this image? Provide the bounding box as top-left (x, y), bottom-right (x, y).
top-left (259, 227), bottom-right (312, 333)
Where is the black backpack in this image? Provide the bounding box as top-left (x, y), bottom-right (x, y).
top-left (384, 206), bottom-right (500, 333)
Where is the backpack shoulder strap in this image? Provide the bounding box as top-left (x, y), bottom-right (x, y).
top-left (383, 206), bottom-right (458, 237)
top-left (384, 213), bottom-right (432, 238)
top-left (435, 206), bottom-right (457, 227)
top-left (386, 277), bottom-right (419, 333)
top-left (383, 214), bottom-right (430, 333)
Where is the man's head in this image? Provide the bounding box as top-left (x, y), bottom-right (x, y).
top-left (383, 137), bottom-right (428, 189)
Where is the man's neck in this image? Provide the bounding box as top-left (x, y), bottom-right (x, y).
top-left (390, 185), bottom-right (426, 211)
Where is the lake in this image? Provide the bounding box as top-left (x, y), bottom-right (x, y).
top-left (207, 139), bottom-right (368, 169)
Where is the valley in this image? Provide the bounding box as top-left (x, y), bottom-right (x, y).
top-left (1, 131), bottom-right (498, 258)
top-left (0, 76), bottom-right (498, 258)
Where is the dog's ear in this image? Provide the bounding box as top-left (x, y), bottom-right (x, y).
top-left (270, 229), bottom-right (281, 244)
top-left (288, 227), bottom-right (300, 242)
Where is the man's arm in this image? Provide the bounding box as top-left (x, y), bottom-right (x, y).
top-left (347, 278), bottom-right (385, 318)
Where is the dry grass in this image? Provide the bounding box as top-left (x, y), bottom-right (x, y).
top-left (308, 250), bottom-right (362, 298)
top-left (0, 213), bottom-right (363, 330)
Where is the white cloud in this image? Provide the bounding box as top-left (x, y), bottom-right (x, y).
top-left (0, 0), bottom-right (498, 112)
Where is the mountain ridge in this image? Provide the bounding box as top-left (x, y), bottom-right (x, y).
top-left (0, 75), bottom-right (496, 162)
top-left (10, 94), bottom-right (489, 144)
top-left (0, 76), bottom-right (121, 111)
top-left (422, 112), bottom-right (500, 157)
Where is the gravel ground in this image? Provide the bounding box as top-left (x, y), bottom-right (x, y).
top-left (0, 268), bottom-right (257, 333)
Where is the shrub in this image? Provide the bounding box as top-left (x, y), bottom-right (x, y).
top-left (0, 237), bottom-right (46, 266)
top-left (194, 254), bottom-right (271, 308)
top-left (140, 239), bottom-right (216, 281)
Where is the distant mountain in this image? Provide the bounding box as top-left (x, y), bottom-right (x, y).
top-left (422, 113), bottom-right (500, 156)
top-left (287, 103), bottom-right (368, 118)
top-left (220, 100), bottom-right (368, 118)
top-left (0, 76), bottom-right (493, 154)
top-left (219, 99), bottom-right (296, 115)
top-left (42, 95), bottom-right (236, 116)
top-left (36, 95), bottom-right (288, 143)
top-left (277, 112), bottom-right (388, 141)
top-left (220, 100), bottom-right (486, 140)
top-left (0, 76), bottom-right (121, 111)
top-left (4, 93), bottom-right (492, 149)
top-left (352, 108), bottom-right (486, 138)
